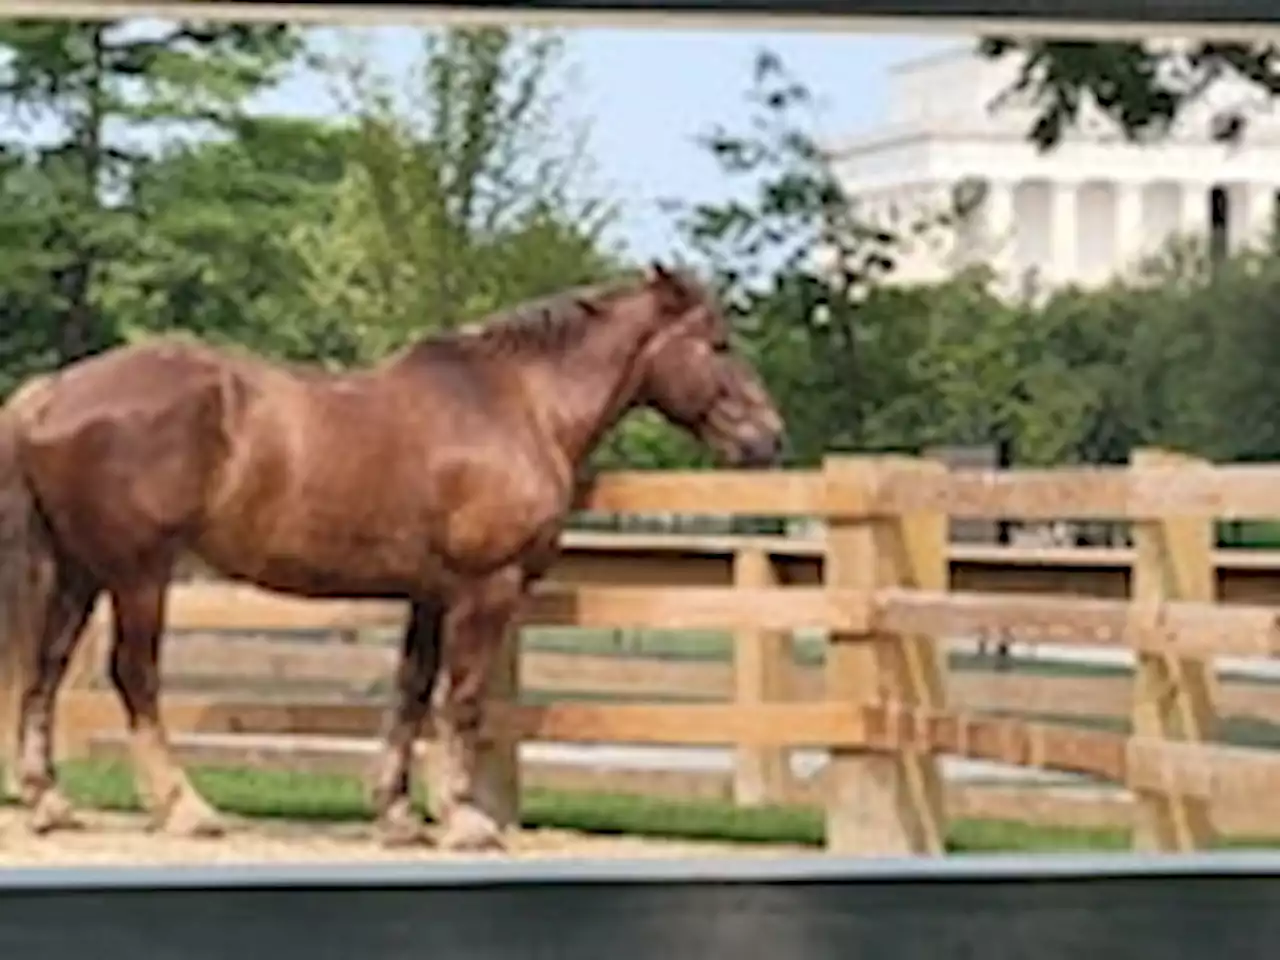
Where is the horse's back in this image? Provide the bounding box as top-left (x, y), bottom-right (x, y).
top-left (22, 337), bottom-right (235, 449)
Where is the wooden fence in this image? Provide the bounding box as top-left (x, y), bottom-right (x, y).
top-left (49, 449), bottom-right (1280, 855)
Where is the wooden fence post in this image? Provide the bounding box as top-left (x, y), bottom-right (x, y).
top-left (0, 600), bottom-right (19, 794)
top-left (63, 599), bottom-right (110, 692)
top-left (823, 454), bottom-right (949, 855)
top-left (56, 600), bottom-right (113, 761)
top-left (480, 625), bottom-right (521, 830)
top-left (732, 546), bottom-right (791, 806)
top-left (1130, 447), bottom-right (1217, 852)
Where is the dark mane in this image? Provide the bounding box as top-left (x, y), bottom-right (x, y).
top-left (411, 278), bottom-right (634, 359)
top-left (394, 266), bottom-right (710, 365)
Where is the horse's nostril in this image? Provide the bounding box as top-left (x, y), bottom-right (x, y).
top-left (741, 432), bottom-right (784, 468)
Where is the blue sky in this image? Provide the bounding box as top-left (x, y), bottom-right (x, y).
top-left (257, 26), bottom-right (955, 259)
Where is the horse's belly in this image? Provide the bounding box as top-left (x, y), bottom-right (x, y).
top-left (221, 561), bottom-right (435, 600)
top-left (195, 518), bottom-right (446, 600)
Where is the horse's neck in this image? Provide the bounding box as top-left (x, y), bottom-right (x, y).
top-left (530, 306), bottom-right (657, 469)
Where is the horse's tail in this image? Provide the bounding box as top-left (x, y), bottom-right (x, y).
top-left (0, 377), bottom-right (58, 797)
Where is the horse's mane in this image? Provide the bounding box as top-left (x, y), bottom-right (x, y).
top-left (407, 278), bottom-right (632, 360)
top-left (402, 267), bottom-right (707, 362)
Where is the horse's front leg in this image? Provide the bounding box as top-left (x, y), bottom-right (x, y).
top-left (431, 566), bottom-right (523, 853)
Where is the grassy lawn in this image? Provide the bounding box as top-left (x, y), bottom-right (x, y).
top-left (1220, 519), bottom-right (1280, 550)
top-left (521, 627), bottom-right (736, 662)
top-left (39, 758), bottom-right (1280, 854)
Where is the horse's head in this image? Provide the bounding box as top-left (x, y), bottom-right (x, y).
top-left (630, 262), bottom-right (785, 468)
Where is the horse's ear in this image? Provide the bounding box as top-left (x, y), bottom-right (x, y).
top-left (645, 260), bottom-right (673, 286)
top-left (645, 260), bottom-right (692, 316)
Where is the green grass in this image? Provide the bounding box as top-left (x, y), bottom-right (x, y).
top-left (38, 758), bottom-right (1280, 854)
top-left (521, 627), bottom-right (735, 662)
top-left (1220, 520), bottom-right (1280, 550)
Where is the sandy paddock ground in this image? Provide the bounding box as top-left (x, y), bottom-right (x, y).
top-left (0, 808), bottom-right (817, 867)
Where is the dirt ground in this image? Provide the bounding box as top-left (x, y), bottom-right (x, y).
top-left (0, 808), bottom-right (816, 866)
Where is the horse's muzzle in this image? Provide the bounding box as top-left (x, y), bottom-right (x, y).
top-left (736, 431), bottom-right (786, 469)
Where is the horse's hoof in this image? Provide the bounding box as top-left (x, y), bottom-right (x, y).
top-left (376, 817), bottom-right (432, 849)
top-left (373, 796), bottom-right (431, 848)
top-left (438, 806), bottom-right (506, 853)
top-left (29, 789), bottom-right (85, 835)
top-left (156, 789), bottom-right (227, 839)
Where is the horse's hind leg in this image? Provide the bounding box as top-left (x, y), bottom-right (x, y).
top-left (108, 577), bottom-right (224, 838)
top-left (13, 559), bottom-right (99, 834)
top-left (370, 598), bottom-right (444, 847)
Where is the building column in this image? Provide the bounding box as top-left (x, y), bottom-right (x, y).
top-left (1113, 180), bottom-right (1145, 272)
top-left (1048, 180), bottom-right (1077, 284)
top-left (1179, 181), bottom-right (1209, 242)
top-left (911, 181), bottom-right (952, 281)
top-left (1239, 182), bottom-right (1276, 250)
top-left (981, 179), bottom-right (1016, 280)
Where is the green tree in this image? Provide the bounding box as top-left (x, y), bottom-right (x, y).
top-left (0, 157), bottom-right (73, 392)
top-left (289, 26), bottom-right (622, 360)
top-left (870, 269), bottom-right (1027, 455)
top-left (669, 49), bottom-right (976, 462)
top-left (886, 236), bottom-right (1227, 469)
top-left (0, 19), bottom-right (300, 372)
top-left (978, 39), bottom-right (1280, 149)
top-left (102, 115), bottom-right (355, 361)
top-left (1144, 240), bottom-right (1280, 462)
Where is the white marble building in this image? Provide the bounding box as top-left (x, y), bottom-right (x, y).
top-left (830, 44), bottom-right (1280, 294)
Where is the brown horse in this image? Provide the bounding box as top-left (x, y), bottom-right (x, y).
top-left (0, 263), bottom-right (784, 851)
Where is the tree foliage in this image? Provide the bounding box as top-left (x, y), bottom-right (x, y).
top-left (0, 23), bottom-right (622, 386)
top-left (0, 19), bottom-right (300, 372)
top-left (4, 27), bottom-right (1280, 479)
top-left (977, 38), bottom-right (1280, 149)
top-left (105, 115), bottom-right (350, 358)
top-left (665, 48), bottom-right (1280, 473)
top-left (668, 50), bottom-right (978, 463)
top-left (289, 27), bottom-right (622, 361)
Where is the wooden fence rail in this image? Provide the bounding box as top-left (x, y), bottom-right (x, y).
top-left (45, 448), bottom-right (1280, 855)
